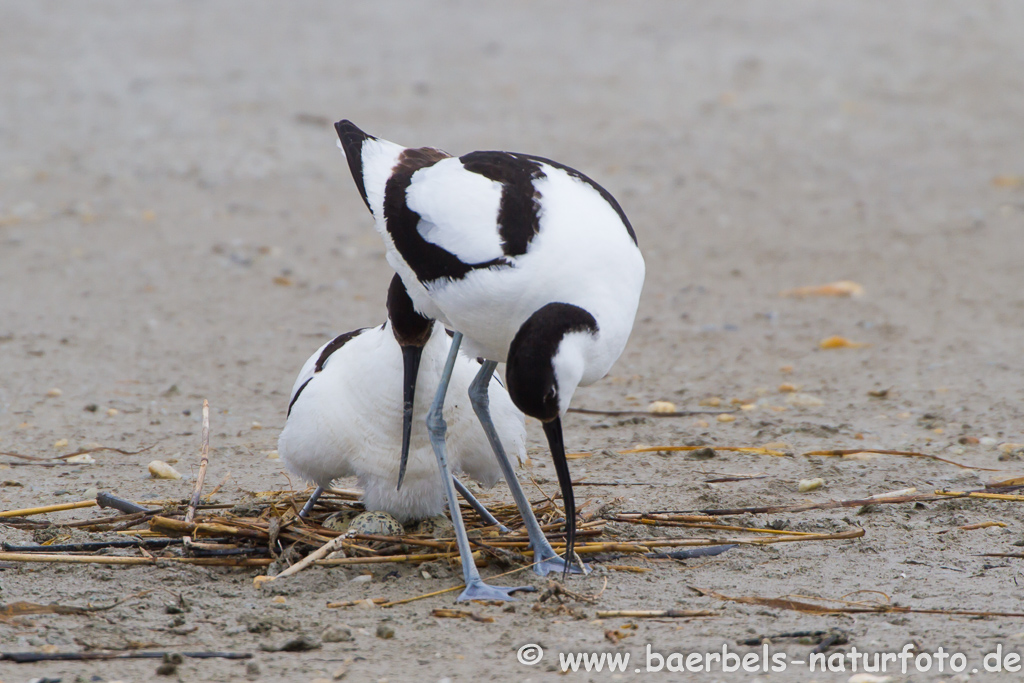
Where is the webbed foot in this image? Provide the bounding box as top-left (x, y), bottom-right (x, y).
top-left (456, 579), bottom-right (536, 602)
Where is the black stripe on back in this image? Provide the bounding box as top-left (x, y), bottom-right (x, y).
top-left (460, 151), bottom-right (544, 257)
top-left (286, 377), bottom-right (313, 417)
top-left (384, 148), bottom-right (508, 284)
top-left (315, 328), bottom-right (367, 372)
top-left (335, 120), bottom-right (374, 211)
top-left (518, 153), bottom-right (638, 246)
top-left (289, 327), bottom-right (368, 417)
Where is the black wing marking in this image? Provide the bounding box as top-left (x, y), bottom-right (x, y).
top-left (315, 328), bottom-right (368, 372)
top-left (288, 327), bottom-right (369, 418)
top-left (384, 149), bottom-right (507, 284)
top-left (286, 377), bottom-right (313, 418)
top-left (459, 151), bottom-right (544, 257)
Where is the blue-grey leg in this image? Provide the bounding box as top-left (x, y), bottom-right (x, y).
top-left (468, 360), bottom-right (587, 576)
top-left (299, 486), bottom-right (324, 519)
top-left (453, 476), bottom-right (509, 532)
top-left (426, 332), bottom-right (535, 601)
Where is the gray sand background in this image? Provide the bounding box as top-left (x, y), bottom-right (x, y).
top-left (3, 2), bottom-right (1024, 681)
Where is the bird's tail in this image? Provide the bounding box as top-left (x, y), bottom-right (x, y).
top-left (334, 119), bottom-right (406, 216)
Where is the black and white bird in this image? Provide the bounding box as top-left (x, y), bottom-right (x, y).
top-left (279, 274), bottom-right (526, 526)
top-left (334, 120), bottom-right (645, 601)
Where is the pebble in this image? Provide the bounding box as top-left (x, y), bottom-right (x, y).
top-left (819, 335), bottom-right (867, 349)
top-left (688, 447), bottom-right (717, 460)
top-left (322, 625), bottom-right (354, 642)
top-left (999, 442), bottom-right (1024, 453)
top-left (155, 652), bottom-right (184, 676)
top-left (148, 460), bottom-right (182, 480)
top-left (245, 661), bottom-right (260, 679)
top-left (106, 407), bottom-right (119, 416)
top-left (647, 400), bottom-right (677, 413)
top-left (65, 453), bottom-right (95, 464)
top-left (716, 413), bottom-right (736, 423)
top-left (262, 635), bottom-right (321, 652)
top-left (53, 438), bottom-right (69, 448)
top-left (777, 382), bottom-right (799, 393)
top-left (46, 388), bottom-right (62, 397)
top-left (699, 397), bottom-right (722, 407)
top-left (265, 450), bottom-right (280, 460)
top-left (980, 437), bottom-right (998, 446)
top-left (785, 393), bottom-right (824, 407)
top-left (376, 624), bottom-right (395, 639)
top-left (350, 574), bottom-right (373, 584)
top-left (848, 674), bottom-right (891, 683)
top-left (798, 478), bottom-right (825, 492)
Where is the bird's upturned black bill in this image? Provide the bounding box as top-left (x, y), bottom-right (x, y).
top-left (397, 344), bottom-right (424, 491)
top-left (543, 417), bottom-right (576, 577)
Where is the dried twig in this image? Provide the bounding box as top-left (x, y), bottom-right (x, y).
top-left (803, 449), bottom-right (1001, 471)
top-left (0, 500), bottom-right (97, 518)
top-left (620, 445), bottom-right (789, 457)
top-left (596, 609), bottom-right (715, 618)
top-left (568, 407), bottom-right (734, 418)
top-left (185, 400), bottom-right (211, 525)
top-left (1, 651), bottom-right (250, 663)
top-left (690, 586), bottom-right (1024, 617)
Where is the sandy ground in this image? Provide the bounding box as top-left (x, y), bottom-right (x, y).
top-left (3, 2), bottom-right (1024, 681)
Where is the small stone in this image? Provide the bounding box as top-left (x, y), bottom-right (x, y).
top-left (269, 635), bottom-right (321, 652)
top-left (148, 460), bottom-right (182, 479)
top-left (265, 450), bottom-right (280, 459)
top-left (322, 625), bottom-right (354, 643)
top-left (156, 652), bottom-right (184, 676)
top-left (980, 437), bottom-right (998, 446)
top-left (47, 388), bottom-right (63, 397)
top-left (251, 421), bottom-right (263, 430)
top-left (699, 397), bottom-right (722, 407)
top-left (106, 407), bottom-right (119, 416)
top-left (958, 436), bottom-right (979, 445)
top-left (376, 624), bottom-right (395, 639)
top-left (647, 400), bottom-right (676, 413)
top-left (53, 438), bottom-right (69, 448)
top-left (84, 403), bottom-right (98, 412)
top-left (83, 487), bottom-right (98, 499)
top-left (688, 447), bottom-right (717, 460)
top-left (785, 393), bottom-right (824, 408)
top-left (65, 453), bottom-right (95, 464)
top-left (351, 574), bottom-right (372, 584)
top-left (333, 665), bottom-right (349, 679)
top-left (999, 442), bottom-right (1024, 454)
top-left (716, 413), bottom-right (736, 423)
top-left (798, 478), bottom-right (825, 493)
top-left (245, 661), bottom-right (261, 679)
top-left (421, 570), bottom-right (432, 580)
top-left (777, 382), bottom-right (799, 393)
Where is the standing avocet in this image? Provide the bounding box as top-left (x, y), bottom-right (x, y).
top-left (279, 274), bottom-right (525, 527)
top-left (334, 120), bottom-right (645, 601)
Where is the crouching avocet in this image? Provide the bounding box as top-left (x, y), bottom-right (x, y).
top-left (278, 274), bottom-right (526, 527)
